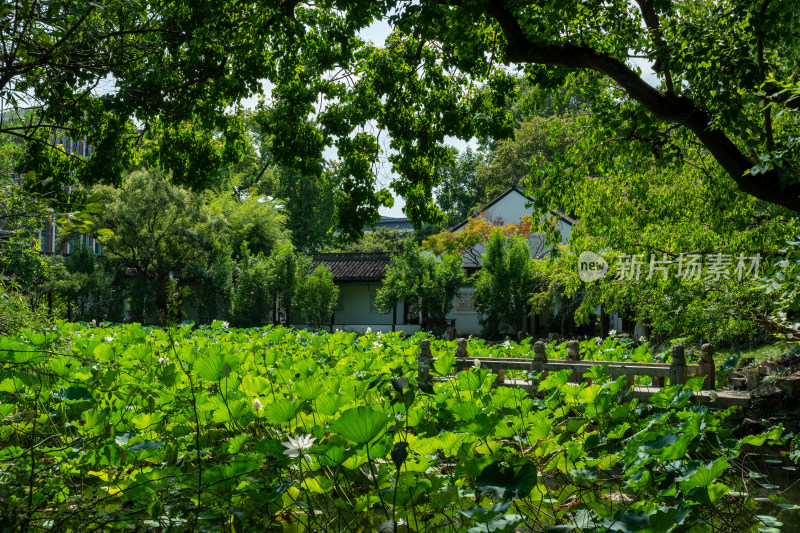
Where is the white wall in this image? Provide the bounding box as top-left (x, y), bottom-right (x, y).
top-left (333, 284), bottom-right (392, 325)
top-left (445, 287), bottom-right (481, 336)
top-left (458, 189), bottom-right (572, 267)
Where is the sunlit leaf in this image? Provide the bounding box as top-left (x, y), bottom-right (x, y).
top-left (330, 406), bottom-right (390, 444)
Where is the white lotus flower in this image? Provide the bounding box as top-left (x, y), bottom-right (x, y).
top-left (158, 356), bottom-right (169, 366)
top-left (474, 359), bottom-right (481, 369)
top-left (282, 434), bottom-right (316, 462)
top-left (104, 337), bottom-right (113, 342)
top-left (252, 398), bottom-right (263, 412)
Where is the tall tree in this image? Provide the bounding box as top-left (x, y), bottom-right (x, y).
top-left (7, 0), bottom-right (800, 230)
top-left (92, 169), bottom-right (217, 321)
top-left (475, 116), bottom-right (580, 201)
top-left (435, 147), bottom-right (487, 227)
top-left (376, 241), bottom-right (466, 333)
top-left (296, 265), bottom-right (339, 330)
top-left (528, 132), bottom-right (800, 343)
top-left (473, 231), bottom-right (540, 337)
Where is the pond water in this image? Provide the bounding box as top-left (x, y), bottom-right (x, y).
top-left (742, 454), bottom-right (800, 532)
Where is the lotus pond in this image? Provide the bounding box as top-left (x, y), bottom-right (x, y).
top-left (0, 322), bottom-right (797, 532)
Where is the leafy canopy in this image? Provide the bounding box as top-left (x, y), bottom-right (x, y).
top-left (7, 0), bottom-right (800, 235)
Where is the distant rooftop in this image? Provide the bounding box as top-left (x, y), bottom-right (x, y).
top-left (373, 216), bottom-right (413, 232)
top-left (311, 253), bottom-right (392, 283)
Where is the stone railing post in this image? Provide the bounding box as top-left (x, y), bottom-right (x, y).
top-left (531, 341), bottom-right (548, 391)
top-left (418, 339), bottom-right (433, 382)
top-left (566, 339), bottom-right (581, 383)
top-left (699, 343), bottom-right (716, 390)
top-left (532, 341), bottom-right (548, 369)
top-left (669, 345), bottom-right (686, 386)
top-left (454, 338), bottom-right (468, 373)
top-left (566, 340), bottom-right (580, 361)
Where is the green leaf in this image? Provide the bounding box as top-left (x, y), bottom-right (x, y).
top-left (431, 485), bottom-right (458, 509)
top-left (452, 401), bottom-right (482, 420)
top-left (93, 343), bottom-right (114, 361)
top-left (467, 515), bottom-right (522, 533)
top-left (475, 462), bottom-right (538, 501)
top-left (602, 512), bottom-right (650, 531)
top-left (0, 377), bottom-right (25, 393)
top-left (294, 380), bottom-right (324, 400)
top-left (457, 370), bottom-right (482, 391)
top-left (706, 482), bottom-right (729, 504)
top-left (720, 355), bottom-right (741, 373)
top-left (684, 376), bottom-right (706, 392)
top-left (226, 433), bottom-right (248, 454)
top-left (317, 444), bottom-right (349, 467)
top-left (458, 413), bottom-right (502, 438)
top-left (316, 393), bottom-right (348, 416)
top-left (330, 406), bottom-right (390, 444)
top-left (538, 369), bottom-right (572, 391)
top-left (643, 506), bottom-right (689, 532)
top-left (391, 441), bottom-right (409, 470)
top-left (679, 458), bottom-right (730, 493)
top-left (434, 352), bottom-right (455, 376)
top-left (196, 350), bottom-right (239, 382)
top-left (741, 426), bottom-right (783, 446)
top-left (55, 386), bottom-right (93, 402)
top-left (263, 399), bottom-right (303, 425)
top-left (527, 409), bottom-right (553, 441)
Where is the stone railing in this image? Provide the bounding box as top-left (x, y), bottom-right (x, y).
top-left (418, 338), bottom-right (716, 391)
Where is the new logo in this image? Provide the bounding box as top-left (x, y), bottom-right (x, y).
top-left (578, 251), bottom-right (608, 282)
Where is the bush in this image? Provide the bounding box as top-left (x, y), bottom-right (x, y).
top-left (0, 277), bottom-right (52, 336)
top-left (229, 250), bottom-right (271, 327)
top-left (296, 265), bottom-right (339, 329)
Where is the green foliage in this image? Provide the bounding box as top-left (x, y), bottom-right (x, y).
top-left (475, 116), bottom-right (580, 202)
top-left (0, 172), bottom-right (48, 283)
top-left (474, 231), bottom-right (541, 337)
top-left (268, 241), bottom-right (306, 324)
top-left (0, 324), bottom-right (791, 531)
top-left (330, 406), bottom-right (390, 444)
top-left (206, 189), bottom-right (290, 259)
top-left (523, 124), bottom-right (799, 343)
top-left (273, 167), bottom-right (340, 252)
top-left (229, 250), bottom-right (272, 327)
top-left (763, 239), bottom-right (800, 339)
top-left (0, 278), bottom-right (51, 336)
top-left (376, 241), bottom-right (466, 333)
top-left (7, 0), bottom-right (800, 240)
top-left (296, 265), bottom-right (339, 330)
top-left (333, 227), bottom-right (410, 254)
top-left (24, 248), bottom-right (123, 324)
top-left (435, 147), bottom-right (487, 227)
top-left (184, 244), bottom-right (235, 325)
top-left (93, 169), bottom-right (215, 322)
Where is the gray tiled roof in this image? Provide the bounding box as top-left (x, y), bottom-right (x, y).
top-left (374, 216), bottom-right (414, 231)
top-left (311, 253), bottom-right (392, 283)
